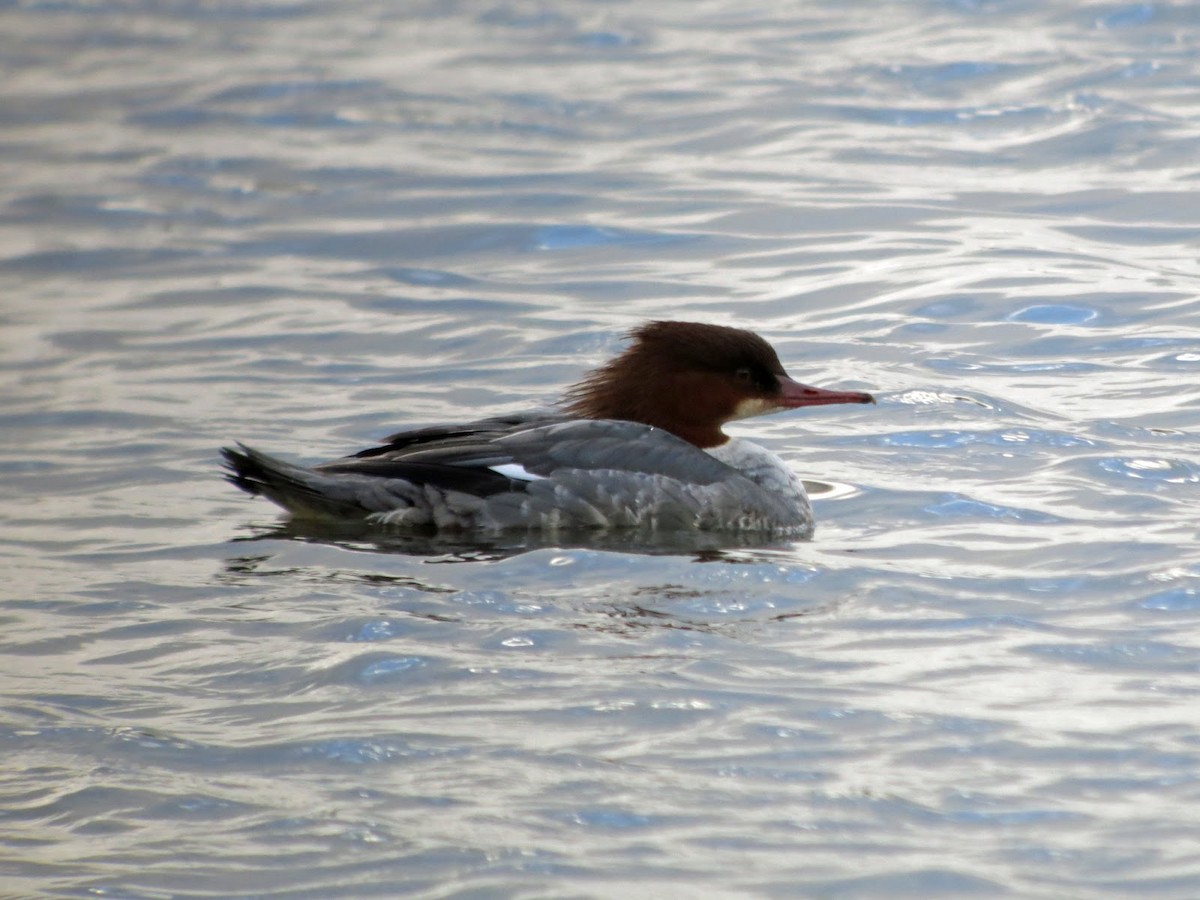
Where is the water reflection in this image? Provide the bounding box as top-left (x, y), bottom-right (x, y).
top-left (227, 518), bottom-right (810, 564)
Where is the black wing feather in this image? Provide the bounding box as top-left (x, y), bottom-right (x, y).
top-left (315, 459), bottom-right (520, 497)
top-left (304, 412), bottom-right (571, 497)
top-left (352, 412), bottom-right (566, 459)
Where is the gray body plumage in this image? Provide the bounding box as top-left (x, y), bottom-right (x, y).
top-left (222, 416), bottom-right (813, 536)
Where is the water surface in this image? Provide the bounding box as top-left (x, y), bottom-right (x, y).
top-left (3, 1), bottom-right (1200, 897)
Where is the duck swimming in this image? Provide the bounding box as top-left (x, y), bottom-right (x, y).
top-left (221, 321), bottom-right (874, 536)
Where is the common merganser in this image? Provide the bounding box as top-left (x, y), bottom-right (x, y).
top-left (221, 321), bottom-right (874, 536)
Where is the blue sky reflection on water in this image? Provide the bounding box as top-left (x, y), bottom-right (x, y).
top-left (2, 1), bottom-right (1200, 897)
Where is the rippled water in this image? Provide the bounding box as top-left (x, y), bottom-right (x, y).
top-left (4, 1), bottom-right (1200, 896)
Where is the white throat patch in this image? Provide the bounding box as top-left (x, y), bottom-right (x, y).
top-left (729, 397), bottom-right (784, 421)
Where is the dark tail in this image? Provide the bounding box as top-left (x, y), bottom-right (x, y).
top-left (220, 443), bottom-right (369, 519)
top-left (221, 442), bottom-right (273, 497)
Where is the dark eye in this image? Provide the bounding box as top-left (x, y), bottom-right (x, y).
top-left (734, 367), bottom-right (753, 383)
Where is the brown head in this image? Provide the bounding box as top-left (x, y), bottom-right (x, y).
top-left (562, 321), bottom-right (874, 448)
